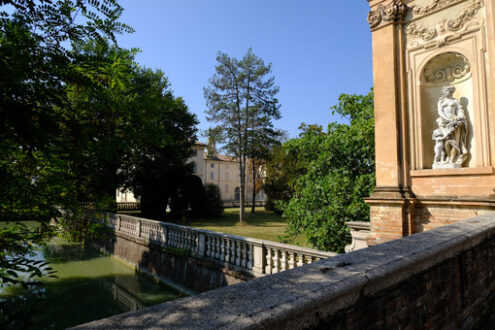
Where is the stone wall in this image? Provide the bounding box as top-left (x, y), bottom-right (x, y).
top-left (94, 232), bottom-right (252, 294)
top-left (76, 212), bottom-right (495, 329)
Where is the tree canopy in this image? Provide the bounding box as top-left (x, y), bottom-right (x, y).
top-left (204, 49), bottom-right (281, 223)
top-left (0, 0), bottom-right (198, 283)
top-left (269, 90), bottom-right (375, 252)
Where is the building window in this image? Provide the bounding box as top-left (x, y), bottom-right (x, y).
top-left (225, 172), bottom-right (229, 180)
top-left (192, 162), bottom-right (197, 174)
top-left (235, 187), bottom-right (240, 201)
top-left (210, 163), bottom-right (214, 168)
top-left (210, 172), bottom-right (214, 180)
top-left (192, 150), bottom-right (198, 156)
top-left (225, 184), bottom-right (228, 193)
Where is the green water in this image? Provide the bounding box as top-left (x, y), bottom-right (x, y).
top-left (1, 227), bottom-right (186, 329)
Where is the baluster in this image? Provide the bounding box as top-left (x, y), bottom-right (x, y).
top-left (137, 220), bottom-right (142, 238)
top-left (241, 243), bottom-right (247, 268)
top-left (224, 240), bottom-right (230, 263)
top-left (288, 252), bottom-right (295, 269)
top-left (235, 241), bottom-right (241, 266)
top-left (174, 230), bottom-right (179, 248)
top-left (171, 230), bottom-right (177, 247)
top-left (185, 231), bottom-right (189, 249)
top-left (165, 227), bottom-right (168, 245)
top-left (297, 253), bottom-right (304, 267)
top-left (265, 248), bottom-right (272, 274)
top-left (184, 231), bottom-right (189, 249)
top-left (193, 233), bottom-right (198, 253)
top-left (280, 251), bottom-right (287, 271)
top-left (246, 244), bottom-right (253, 269)
top-left (206, 236), bottom-right (212, 257)
top-left (229, 240), bottom-right (236, 264)
top-left (181, 230), bottom-right (185, 248)
top-left (179, 230), bottom-right (184, 248)
top-left (307, 255), bottom-right (314, 264)
top-left (219, 239), bottom-right (225, 262)
top-left (272, 249), bottom-right (279, 274)
top-left (214, 237), bottom-right (220, 259)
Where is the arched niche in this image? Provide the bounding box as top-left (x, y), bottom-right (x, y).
top-left (419, 51), bottom-right (474, 169)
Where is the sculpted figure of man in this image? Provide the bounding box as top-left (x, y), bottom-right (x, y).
top-left (432, 86), bottom-right (469, 168)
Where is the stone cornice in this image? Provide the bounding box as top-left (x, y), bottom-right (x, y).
top-left (368, 0), bottom-right (409, 31)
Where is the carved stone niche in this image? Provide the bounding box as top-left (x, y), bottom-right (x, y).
top-left (419, 51), bottom-right (474, 169)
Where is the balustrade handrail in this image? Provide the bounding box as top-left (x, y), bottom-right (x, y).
top-left (89, 211), bottom-right (336, 276)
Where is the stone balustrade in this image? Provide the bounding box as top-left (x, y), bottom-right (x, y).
top-left (95, 212), bottom-right (336, 276)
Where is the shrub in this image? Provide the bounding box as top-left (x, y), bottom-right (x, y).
top-left (202, 184), bottom-right (224, 217)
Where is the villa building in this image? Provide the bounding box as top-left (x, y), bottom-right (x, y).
top-left (116, 142), bottom-right (266, 203)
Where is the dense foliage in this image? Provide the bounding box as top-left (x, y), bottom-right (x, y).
top-left (204, 49), bottom-right (281, 223)
top-left (0, 0), bottom-right (133, 221)
top-left (201, 184), bottom-right (224, 217)
top-left (0, 0), bottom-right (198, 285)
top-left (271, 91), bottom-right (375, 253)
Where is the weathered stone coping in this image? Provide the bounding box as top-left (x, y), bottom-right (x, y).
top-left (74, 212), bottom-right (495, 329)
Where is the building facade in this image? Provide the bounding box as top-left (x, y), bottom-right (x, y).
top-left (365, 0), bottom-right (495, 245)
top-left (116, 142), bottom-right (265, 203)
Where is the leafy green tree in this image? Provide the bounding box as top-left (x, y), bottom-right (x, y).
top-left (247, 121), bottom-right (284, 214)
top-left (65, 40), bottom-right (140, 202)
top-left (202, 184), bottom-right (224, 217)
top-left (204, 49), bottom-right (281, 223)
top-left (0, 222), bottom-right (56, 286)
top-left (280, 90), bottom-right (375, 252)
top-left (0, 0), bottom-right (132, 220)
top-left (120, 68), bottom-right (198, 220)
top-left (0, 0), bottom-right (132, 287)
top-left (264, 124), bottom-right (324, 213)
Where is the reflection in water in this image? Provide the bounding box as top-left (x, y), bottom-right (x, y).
top-left (1, 233), bottom-right (185, 329)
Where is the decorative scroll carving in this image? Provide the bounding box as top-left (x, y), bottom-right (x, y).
top-left (411, 0), bottom-right (463, 15)
top-left (423, 52), bottom-right (471, 83)
top-left (447, 0), bottom-right (483, 31)
top-left (432, 86), bottom-right (469, 168)
top-left (368, 1), bottom-right (409, 30)
top-left (406, 0), bottom-right (483, 42)
top-left (406, 23), bottom-right (437, 41)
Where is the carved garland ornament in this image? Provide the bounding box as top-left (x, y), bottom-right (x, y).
top-left (368, 1), bottom-right (408, 29)
top-left (406, 23), bottom-right (437, 41)
top-left (447, 0), bottom-right (483, 30)
top-left (406, 0), bottom-right (483, 40)
top-left (410, 0), bottom-right (463, 15)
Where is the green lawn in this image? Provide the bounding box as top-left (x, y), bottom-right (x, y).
top-left (186, 207), bottom-right (310, 247)
top-left (119, 207), bottom-right (311, 247)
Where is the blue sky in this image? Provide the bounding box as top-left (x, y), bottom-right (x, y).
top-left (117, 1), bottom-right (373, 139)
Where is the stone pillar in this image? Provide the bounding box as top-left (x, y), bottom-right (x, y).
top-left (345, 222), bottom-right (371, 252)
top-left (365, 0), bottom-right (495, 245)
top-left (251, 245), bottom-right (265, 275)
top-left (366, 0), bottom-right (413, 245)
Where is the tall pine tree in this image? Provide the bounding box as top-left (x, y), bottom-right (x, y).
top-left (204, 49), bottom-right (281, 223)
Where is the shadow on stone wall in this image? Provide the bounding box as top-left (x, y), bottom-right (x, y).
top-left (92, 229), bottom-right (252, 294)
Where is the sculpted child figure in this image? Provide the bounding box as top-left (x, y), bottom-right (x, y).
top-left (432, 128), bottom-right (446, 164)
top-left (432, 86), bottom-right (469, 168)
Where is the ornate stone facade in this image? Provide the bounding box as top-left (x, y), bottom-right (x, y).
top-left (365, 0), bottom-right (495, 245)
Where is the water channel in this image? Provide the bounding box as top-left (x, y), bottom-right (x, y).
top-left (1, 223), bottom-right (186, 329)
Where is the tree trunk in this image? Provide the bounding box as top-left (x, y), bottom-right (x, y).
top-left (251, 160), bottom-right (256, 214)
top-left (239, 158), bottom-right (246, 224)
